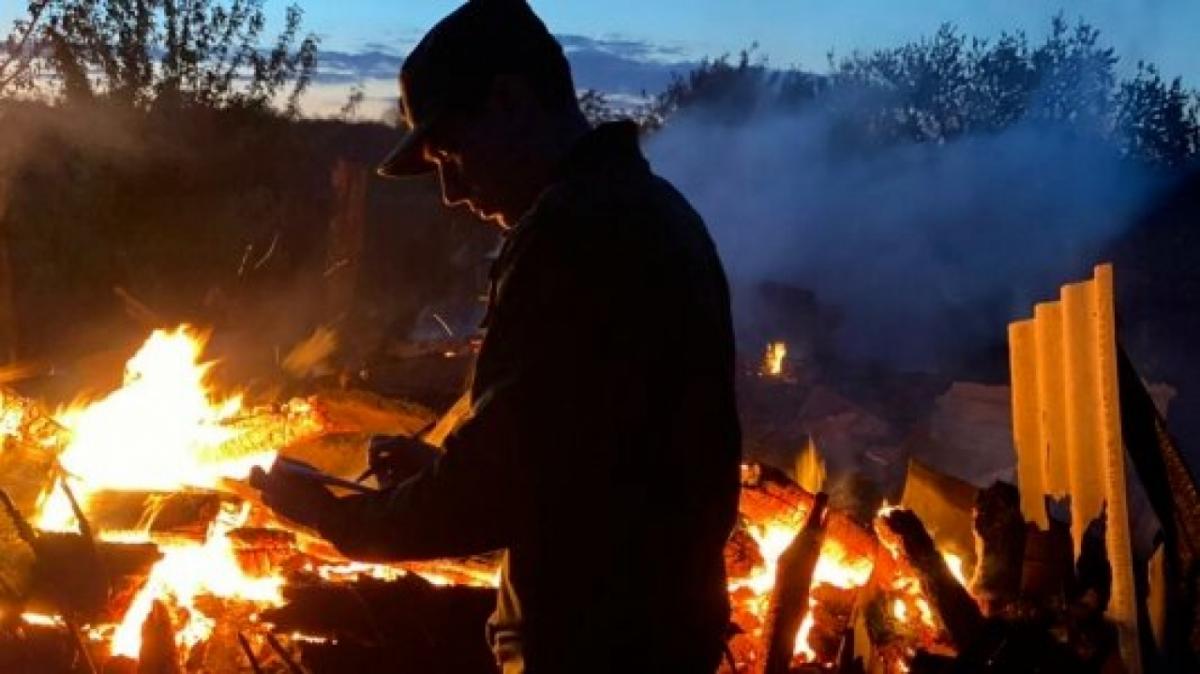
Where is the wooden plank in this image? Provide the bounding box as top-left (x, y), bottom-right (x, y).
top-left (1092, 264), bottom-right (1141, 673)
top-left (1061, 280), bottom-right (1104, 560)
top-left (1008, 319), bottom-right (1048, 528)
top-left (1033, 302), bottom-right (1068, 497)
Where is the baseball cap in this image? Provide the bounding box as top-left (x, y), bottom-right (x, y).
top-left (377, 0), bottom-right (573, 178)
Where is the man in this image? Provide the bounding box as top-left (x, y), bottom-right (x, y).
top-left (250, 1), bottom-right (741, 672)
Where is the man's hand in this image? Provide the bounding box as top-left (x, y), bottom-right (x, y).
top-left (364, 435), bottom-right (441, 489)
top-left (249, 461), bottom-right (341, 532)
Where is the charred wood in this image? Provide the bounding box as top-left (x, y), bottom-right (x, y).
top-left (971, 482), bottom-right (1025, 613)
top-left (1116, 347), bottom-right (1200, 664)
top-left (25, 533), bottom-right (160, 621)
top-left (0, 624), bottom-right (86, 674)
top-left (1020, 518), bottom-right (1074, 609)
top-left (1070, 514), bottom-right (1113, 613)
top-left (880, 509), bottom-right (984, 650)
top-left (261, 573), bottom-right (495, 674)
top-left (762, 492), bottom-right (828, 674)
top-left (136, 601), bottom-right (181, 674)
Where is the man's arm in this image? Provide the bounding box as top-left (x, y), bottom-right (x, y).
top-left (312, 380), bottom-right (536, 561)
top-left (254, 197), bottom-right (623, 562)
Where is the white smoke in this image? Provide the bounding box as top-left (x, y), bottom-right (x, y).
top-left (646, 102), bottom-right (1164, 372)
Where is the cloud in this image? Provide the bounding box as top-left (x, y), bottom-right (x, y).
top-left (312, 34), bottom-right (696, 98)
top-left (555, 33), bottom-right (690, 63)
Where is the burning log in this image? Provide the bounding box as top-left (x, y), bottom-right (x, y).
top-left (228, 527), bottom-right (298, 576)
top-left (740, 462), bottom-right (815, 528)
top-left (26, 532), bottom-right (161, 621)
top-left (761, 493), bottom-right (829, 674)
top-left (261, 574), bottom-right (495, 674)
top-left (306, 389), bottom-right (436, 440)
top-left (804, 584), bottom-right (857, 664)
top-left (2, 488), bottom-right (160, 621)
top-left (877, 508), bottom-right (983, 650)
top-left (82, 491), bottom-right (226, 544)
top-left (204, 400), bottom-right (328, 466)
top-left (740, 462), bottom-right (877, 556)
top-left (725, 526), bottom-right (766, 580)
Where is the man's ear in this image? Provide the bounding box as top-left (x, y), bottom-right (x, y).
top-left (487, 73), bottom-right (539, 116)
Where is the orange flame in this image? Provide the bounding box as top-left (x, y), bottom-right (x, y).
top-left (762, 341), bottom-right (787, 377)
top-left (38, 326), bottom-right (274, 531)
top-left (32, 326), bottom-right (285, 659)
top-left (733, 518), bottom-right (876, 663)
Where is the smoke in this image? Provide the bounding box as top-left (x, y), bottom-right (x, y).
top-left (645, 98), bottom-right (1165, 373)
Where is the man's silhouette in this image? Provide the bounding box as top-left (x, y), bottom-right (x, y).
top-left (251, 1), bottom-right (741, 671)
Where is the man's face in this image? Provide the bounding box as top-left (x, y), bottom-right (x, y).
top-left (421, 107), bottom-right (533, 228)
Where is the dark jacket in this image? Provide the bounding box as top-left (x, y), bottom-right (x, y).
top-left (320, 121), bottom-right (742, 674)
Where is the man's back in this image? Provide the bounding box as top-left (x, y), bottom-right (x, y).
top-left (478, 121), bottom-right (742, 672)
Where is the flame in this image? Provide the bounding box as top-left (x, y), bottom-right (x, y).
top-left (29, 326), bottom-right (285, 659)
top-left (941, 551), bottom-right (967, 586)
top-left (875, 507), bottom-right (940, 634)
top-left (110, 502), bottom-right (284, 658)
top-left (733, 518), bottom-right (876, 664)
top-left (38, 326), bottom-right (274, 531)
top-left (762, 341), bottom-right (787, 377)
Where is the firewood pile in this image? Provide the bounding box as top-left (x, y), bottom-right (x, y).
top-left (0, 298), bottom-right (1192, 674)
top-left (721, 462), bottom-right (1141, 674)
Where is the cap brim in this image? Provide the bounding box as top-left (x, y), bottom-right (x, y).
top-left (376, 123), bottom-right (436, 178)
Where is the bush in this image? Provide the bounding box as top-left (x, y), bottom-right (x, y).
top-left (655, 15), bottom-right (1200, 167)
top-left (7, 0), bottom-right (319, 114)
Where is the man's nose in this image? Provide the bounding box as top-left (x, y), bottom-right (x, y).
top-left (437, 163), bottom-right (470, 207)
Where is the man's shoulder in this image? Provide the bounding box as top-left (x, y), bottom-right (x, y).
top-left (521, 167), bottom-right (707, 246)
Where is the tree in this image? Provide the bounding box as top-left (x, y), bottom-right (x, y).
top-left (0, 1), bottom-right (55, 98)
top-left (1114, 63), bottom-right (1200, 168)
top-left (654, 15), bottom-right (1198, 167)
top-left (1025, 14), bottom-right (1116, 132)
top-left (40, 0), bottom-right (318, 114)
top-left (652, 48), bottom-right (822, 129)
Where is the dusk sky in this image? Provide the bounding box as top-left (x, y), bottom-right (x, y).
top-left (279, 1), bottom-right (1200, 77)
top-left (3, 1), bottom-right (1199, 115)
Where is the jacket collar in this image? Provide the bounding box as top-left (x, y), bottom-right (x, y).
top-left (554, 120), bottom-right (649, 180)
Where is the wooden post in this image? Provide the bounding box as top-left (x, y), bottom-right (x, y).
top-left (0, 179), bottom-right (19, 363)
top-left (325, 159), bottom-right (368, 323)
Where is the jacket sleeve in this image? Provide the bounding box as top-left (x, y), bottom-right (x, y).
top-left (315, 378), bottom-right (535, 561)
top-left (314, 199), bottom-right (622, 562)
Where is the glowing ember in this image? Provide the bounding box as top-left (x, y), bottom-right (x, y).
top-left (733, 518), bottom-right (876, 664)
top-left (20, 612), bottom-right (64, 627)
top-left (762, 341), bottom-right (787, 377)
top-left (875, 507), bottom-right (940, 634)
